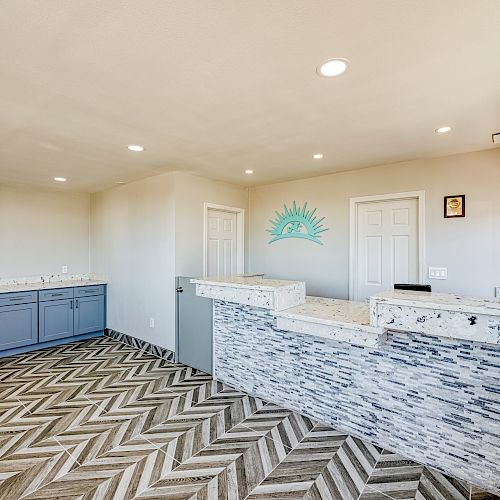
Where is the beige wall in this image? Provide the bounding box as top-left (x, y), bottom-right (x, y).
top-left (90, 171), bottom-right (248, 351)
top-left (248, 149), bottom-right (500, 298)
top-left (4, 149), bottom-right (498, 350)
top-left (0, 184), bottom-right (90, 278)
top-left (174, 172), bottom-right (248, 277)
top-left (90, 172), bottom-right (176, 350)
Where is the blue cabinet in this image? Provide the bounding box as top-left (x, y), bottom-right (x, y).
top-left (74, 295), bottom-right (105, 335)
top-left (39, 298), bottom-right (75, 342)
top-left (0, 302), bottom-right (38, 351)
top-left (0, 284), bottom-right (106, 356)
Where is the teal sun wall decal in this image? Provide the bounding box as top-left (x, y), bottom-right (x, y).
top-left (267, 201), bottom-right (329, 245)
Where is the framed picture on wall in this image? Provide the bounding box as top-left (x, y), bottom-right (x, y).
top-left (444, 195), bottom-right (465, 218)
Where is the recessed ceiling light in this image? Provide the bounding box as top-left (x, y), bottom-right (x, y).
top-left (54, 177), bottom-right (67, 182)
top-left (127, 144), bottom-right (145, 152)
top-left (317, 58), bottom-right (349, 77)
top-left (313, 153), bottom-right (323, 159)
top-left (245, 169), bottom-right (254, 175)
top-left (435, 126), bottom-right (452, 134)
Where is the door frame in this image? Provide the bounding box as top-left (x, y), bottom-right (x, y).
top-left (348, 191), bottom-right (426, 301)
top-left (203, 203), bottom-right (245, 276)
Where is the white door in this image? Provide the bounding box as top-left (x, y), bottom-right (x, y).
top-left (207, 209), bottom-right (238, 276)
top-left (355, 198), bottom-right (419, 300)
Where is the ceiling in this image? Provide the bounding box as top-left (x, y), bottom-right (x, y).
top-left (1, 0), bottom-right (499, 193)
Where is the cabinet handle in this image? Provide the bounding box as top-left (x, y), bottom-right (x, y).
top-left (70, 300), bottom-right (73, 310)
top-left (10, 296), bottom-right (29, 301)
top-left (50, 293), bottom-right (64, 297)
top-left (75, 299), bottom-right (79, 308)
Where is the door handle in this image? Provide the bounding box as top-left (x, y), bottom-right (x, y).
top-left (176, 287), bottom-right (184, 293)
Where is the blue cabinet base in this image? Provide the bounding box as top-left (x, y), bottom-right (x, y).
top-left (0, 330), bottom-right (103, 358)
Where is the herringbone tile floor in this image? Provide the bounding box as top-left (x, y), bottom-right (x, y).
top-left (0, 336), bottom-right (496, 500)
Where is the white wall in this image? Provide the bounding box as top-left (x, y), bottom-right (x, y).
top-left (248, 148), bottom-right (500, 298)
top-left (90, 171), bottom-right (248, 351)
top-left (0, 184), bottom-right (90, 278)
top-left (174, 173), bottom-right (248, 277)
top-left (90, 173), bottom-right (176, 350)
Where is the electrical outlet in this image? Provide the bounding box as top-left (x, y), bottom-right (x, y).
top-left (495, 287), bottom-right (500, 298)
top-left (428, 267), bottom-right (447, 280)
top-left (62, 266), bottom-right (68, 274)
top-left (149, 317), bottom-right (155, 328)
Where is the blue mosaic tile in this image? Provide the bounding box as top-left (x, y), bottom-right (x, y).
top-left (212, 300), bottom-right (500, 494)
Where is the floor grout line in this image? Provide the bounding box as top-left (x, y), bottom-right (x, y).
top-left (137, 433), bottom-right (182, 467)
top-left (15, 397), bottom-right (30, 413)
top-left (80, 384), bottom-right (273, 469)
top-left (363, 485), bottom-right (397, 500)
top-left (50, 435), bottom-right (82, 467)
top-left (2, 338), bottom-right (493, 499)
top-left (137, 399), bottom-right (277, 497)
top-left (235, 420), bottom-right (294, 452)
top-left (242, 420), bottom-right (320, 500)
top-left (356, 449), bottom-right (384, 500)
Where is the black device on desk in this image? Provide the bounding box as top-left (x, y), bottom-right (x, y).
top-left (394, 283), bottom-right (432, 292)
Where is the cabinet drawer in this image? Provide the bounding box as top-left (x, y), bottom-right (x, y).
top-left (0, 291), bottom-right (38, 307)
top-left (39, 288), bottom-right (74, 302)
top-left (74, 285), bottom-right (105, 297)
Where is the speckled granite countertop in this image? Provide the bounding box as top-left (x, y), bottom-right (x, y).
top-left (194, 276), bottom-right (500, 346)
top-left (0, 279), bottom-right (107, 294)
top-left (371, 290), bottom-right (500, 316)
top-left (192, 276), bottom-right (306, 311)
top-left (191, 276), bottom-right (303, 290)
top-left (274, 296), bottom-right (386, 347)
top-left (275, 296), bottom-right (377, 329)
top-left (0, 274), bottom-right (107, 294)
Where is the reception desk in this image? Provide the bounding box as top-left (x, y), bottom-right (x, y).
top-left (192, 276), bottom-right (500, 493)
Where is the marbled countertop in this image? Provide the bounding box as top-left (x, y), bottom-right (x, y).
top-left (276, 296), bottom-right (384, 333)
top-left (0, 279), bottom-right (107, 294)
top-left (371, 290), bottom-right (500, 316)
top-left (191, 276), bottom-right (303, 291)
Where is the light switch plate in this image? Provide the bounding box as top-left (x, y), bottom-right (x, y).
top-left (428, 267), bottom-right (448, 280)
top-left (495, 287), bottom-right (500, 298)
top-left (62, 266), bottom-right (68, 274)
top-left (149, 317), bottom-right (155, 328)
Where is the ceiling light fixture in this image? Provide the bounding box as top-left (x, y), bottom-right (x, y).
top-left (317, 58), bottom-right (349, 77)
top-left (54, 177), bottom-right (67, 182)
top-left (127, 144), bottom-right (145, 152)
top-left (245, 169), bottom-right (254, 175)
top-left (313, 153), bottom-right (323, 159)
top-left (435, 126), bottom-right (452, 134)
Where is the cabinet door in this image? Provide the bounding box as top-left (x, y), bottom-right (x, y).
top-left (74, 295), bottom-right (105, 336)
top-left (39, 299), bottom-right (74, 342)
top-left (0, 303), bottom-right (38, 351)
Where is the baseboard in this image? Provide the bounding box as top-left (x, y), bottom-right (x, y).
top-left (105, 329), bottom-right (175, 362)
